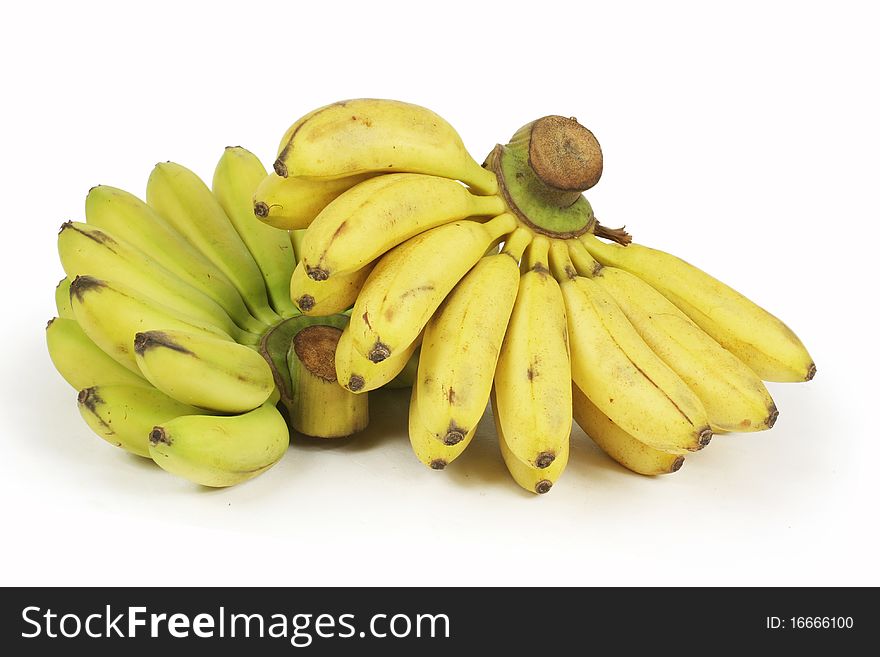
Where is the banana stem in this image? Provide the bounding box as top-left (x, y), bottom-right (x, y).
top-left (568, 239), bottom-right (602, 277)
top-left (524, 235), bottom-right (550, 272)
top-left (501, 227), bottom-right (533, 262)
top-left (592, 222), bottom-right (632, 246)
top-left (548, 240), bottom-right (578, 282)
top-left (484, 213), bottom-right (518, 241)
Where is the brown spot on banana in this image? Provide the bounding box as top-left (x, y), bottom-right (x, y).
top-left (69, 275), bottom-right (105, 302)
top-left (430, 459), bottom-right (447, 470)
top-left (670, 456), bottom-right (685, 473)
top-left (253, 201), bottom-right (270, 218)
top-left (150, 427), bottom-right (172, 446)
top-left (535, 480), bottom-right (553, 494)
top-left (296, 294), bottom-right (315, 312)
top-left (133, 331), bottom-right (194, 356)
top-left (306, 266), bottom-right (330, 281)
top-left (535, 451), bottom-right (556, 468)
top-left (347, 375), bottom-right (365, 392)
top-left (369, 342), bottom-right (391, 363)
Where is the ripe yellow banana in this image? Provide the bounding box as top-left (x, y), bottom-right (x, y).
top-left (274, 98), bottom-right (498, 195)
top-left (212, 146), bottom-right (298, 317)
top-left (572, 384), bottom-right (684, 476)
top-left (46, 317), bottom-right (147, 389)
top-left (552, 242), bottom-right (711, 453)
top-left (349, 213), bottom-right (517, 363)
top-left (58, 221), bottom-right (250, 342)
top-left (146, 162), bottom-right (280, 325)
top-left (134, 329), bottom-right (275, 413)
top-left (491, 390), bottom-right (569, 495)
top-left (581, 234), bottom-right (815, 382)
top-left (408, 382), bottom-right (475, 470)
top-left (85, 185), bottom-right (266, 334)
top-left (416, 228), bottom-right (531, 448)
top-left (55, 278), bottom-right (74, 319)
top-left (149, 400), bottom-right (289, 488)
top-left (569, 242), bottom-right (777, 432)
top-left (335, 323), bottom-right (422, 393)
top-left (298, 173), bottom-right (506, 281)
top-left (253, 172), bottom-right (373, 230)
top-left (290, 260), bottom-right (373, 316)
top-left (78, 384), bottom-right (207, 458)
top-left (69, 275), bottom-right (233, 374)
top-left (492, 237), bottom-right (572, 468)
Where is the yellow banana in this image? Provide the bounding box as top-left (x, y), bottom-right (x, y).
top-left (298, 173), bottom-right (506, 281)
top-left (134, 329), bottom-right (274, 413)
top-left (569, 243), bottom-right (777, 432)
top-left (416, 228), bottom-right (530, 448)
top-left (146, 162), bottom-right (279, 325)
top-left (552, 242), bottom-right (711, 453)
top-left (46, 317), bottom-right (147, 389)
top-left (290, 260), bottom-right (373, 316)
top-left (349, 213), bottom-right (517, 362)
top-left (149, 400), bottom-right (289, 488)
top-left (78, 384), bottom-right (207, 458)
top-left (253, 172), bottom-right (373, 230)
top-left (492, 237), bottom-right (572, 468)
top-left (58, 221), bottom-right (250, 342)
top-left (491, 390), bottom-right (569, 495)
top-left (273, 98), bottom-right (498, 195)
top-left (581, 234), bottom-right (815, 382)
top-left (69, 275), bottom-right (233, 374)
top-left (572, 384), bottom-right (684, 476)
top-left (213, 146), bottom-right (298, 317)
top-left (85, 185), bottom-right (266, 334)
top-left (335, 323), bottom-right (422, 393)
top-left (408, 382), bottom-right (474, 470)
top-left (55, 278), bottom-right (74, 319)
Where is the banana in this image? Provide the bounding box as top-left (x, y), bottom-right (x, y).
top-left (287, 325), bottom-right (369, 438)
top-left (581, 234), bottom-right (815, 382)
top-left (46, 317), bottom-right (147, 389)
top-left (492, 237), bottom-right (572, 468)
top-left (571, 384), bottom-right (684, 476)
top-left (408, 382), bottom-right (474, 469)
top-left (55, 278), bottom-right (74, 319)
top-left (58, 221), bottom-right (251, 342)
top-left (212, 147), bottom-right (299, 317)
top-left (146, 162), bottom-right (280, 325)
top-left (69, 275), bottom-right (233, 374)
top-left (274, 98), bottom-right (498, 195)
top-left (551, 241), bottom-right (711, 453)
top-left (491, 390), bottom-right (569, 494)
top-left (253, 172), bottom-right (373, 230)
top-left (349, 213), bottom-right (517, 362)
top-left (290, 260), bottom-right (373, 316)
top-left (134, 329), bottom-right (275, 413)
top-left (335, 323), bottom-right (422, 393)
top-left (78, 384), bottom-right (207, 458)
top-left (85, 185), bottom-right (266, 334)
top-left (149, 400), bottom-right (289, 487)
top-left (290, 229), bottom-right (306, 261)
top-left (569, 242), bottom-right (777, 432)
top-left (416, 228), bottom-right (531, 449)
top-left (298, 173), bottom-right (506, 281)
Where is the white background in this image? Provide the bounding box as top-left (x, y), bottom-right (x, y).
top-left (1, 0), bottom-right (877, 586)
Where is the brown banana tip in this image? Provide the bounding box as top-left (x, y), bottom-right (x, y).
top-left (806, 363), bottom-right (817, 381)
top-left (767, 405), bottom-right (780, 429)
top-left (253, 201), bottom-right (269, 218)
top-left (305, 266), bottom-right (330, 282)
top-left (671, 456), bottom-right (685, 473)
top-left (535, 480), bottom-right (553, 494)
top-left (368, 343), bottom-right (391, 363)
top-left (429, 459), bottom-right (447, 471)
top-left (698, 427), bottom-right (713, 448)
top-left (149, 427), bottom-right (171, 446)
top-left (535, 451), bottom-right (556, 469)
top-left (443, 430), bottom-right (465, 446)
top-left (296, 294), bottom-right (315, 312)
top-left (46, 317), bottom-right (55, 329)
top-left (347, 375), bottom-right (365, 392)
top-left (77, 386), bottom-right (99, 408)
top-left (273, 159), bottom-right (288, 177)
top-left (58, 220), bottom-right (73, 234)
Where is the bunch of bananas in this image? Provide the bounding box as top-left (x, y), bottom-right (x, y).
top-left (47, 147), bottom-right (375, 487)
top-left (257, 98), bottom-right (815, 494)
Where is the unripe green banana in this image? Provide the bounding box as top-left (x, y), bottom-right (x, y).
top-left (253, 172), bottom-right (373, 230)
top-left (78, 385), bottom-right (207, 457)
top-left (46, 317), bottom-right (147, 390)
top-left (85, 185), bottom-right (266, 334)
top-left (149, 400), bottom-right (289, 488)
top-left (55, 278), bottom-right (74, 319)
top-left (298, 173), bottom-right (506, 281)
top-left (146, 162), bottom-right (280, 325)
top-left (212, 147), bottom-right (298, 317)
top-left (69, 275), bottom-right (233, 374)
top-left (274, 98), bottom-right (498, 195)
top-left (134, 329), bottom-right (275, 413)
